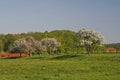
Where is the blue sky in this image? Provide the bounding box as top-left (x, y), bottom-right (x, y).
top-left (0, 0), bottom-right (120, 43)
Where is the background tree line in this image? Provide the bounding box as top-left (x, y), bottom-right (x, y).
top-left (105, 43), bottom-right (120, 51)
top-left (0, 29), bottom-right (108, 55)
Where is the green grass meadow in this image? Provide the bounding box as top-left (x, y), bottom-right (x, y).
top-left (0, 53), bottom-right (120, 80)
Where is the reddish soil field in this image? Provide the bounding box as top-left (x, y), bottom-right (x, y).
top-left (0, 53), bottom-right (28, 58)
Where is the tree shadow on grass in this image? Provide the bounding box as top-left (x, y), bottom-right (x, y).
top-left (52, 55), bottom-right (86, 60)
top-left (27, 56), bottom-right (46, 60)
top-left (1, 57), bottom-right (22, 59)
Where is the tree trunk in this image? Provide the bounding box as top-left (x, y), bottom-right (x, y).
top-left (20, 53), bottom-right (22, 57)
top-left (76, 47), bottom-right (79, 55)
top-left (48, 47), bottom-right (52, 55)
top-left (86, 45), bottom-right (91, 55)
top-left (28, 53), bottom-right (32, 56)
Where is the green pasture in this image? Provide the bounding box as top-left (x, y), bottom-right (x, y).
top-left (0, 53), bottom-right (120, 80)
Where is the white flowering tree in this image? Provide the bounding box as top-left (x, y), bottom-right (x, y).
top-left (10, 38), bottom-right (30, 56)
top-left (34, 41), bottom-right (46, 54)
top-left (77, 28), bottom-right (105, 55)
top-left (40, 38), bottom-right (61, 54)
top-left (11, 36), bottom-right (45, 56)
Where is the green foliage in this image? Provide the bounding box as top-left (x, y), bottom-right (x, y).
top-left (49, 30), bottom-right (81, 54)
top-left (3, 34), bottom-right (18, 52)
top-left (0, 53), bottom-right (119, 80)
top-left (0, 40), bottom-right (4, 52)
top-left (0, 34), bottom-right (6, 52)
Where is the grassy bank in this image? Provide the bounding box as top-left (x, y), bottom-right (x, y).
top-left (0, 53), bottom-right (120, 80)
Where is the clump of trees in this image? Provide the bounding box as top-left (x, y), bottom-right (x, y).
top-left (10, 36), bottom-right (37, 56)
top-left (10, 36), bottom-right (61, 56)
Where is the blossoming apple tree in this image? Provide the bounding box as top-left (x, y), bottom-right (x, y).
top-left (40, 38), bottom-right (61, 54)
top-left (77, 28), bottom-right (105, 55)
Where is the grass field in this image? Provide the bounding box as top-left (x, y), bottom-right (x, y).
top-left (0, 53), bottom-right (120, 80)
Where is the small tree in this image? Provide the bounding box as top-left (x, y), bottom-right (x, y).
top-left (40, 38), bottom-right (61, 54)
top-left (25, 36), bottom-right (36, 56)
top-left (77, 28), bottom-right (105, 55)
top-left (34, 41), bottom-right (46, 55)
top-left (10, 38), bottom-right (29, 56)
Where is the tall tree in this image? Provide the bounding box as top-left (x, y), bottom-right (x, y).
top-left (77, 28), bottom-right (105, 55)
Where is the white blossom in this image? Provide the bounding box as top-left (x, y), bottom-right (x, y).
top-left (77, 28), bottom-right (105, 45)
top-left (11, 36), bottom-right (45, 55)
